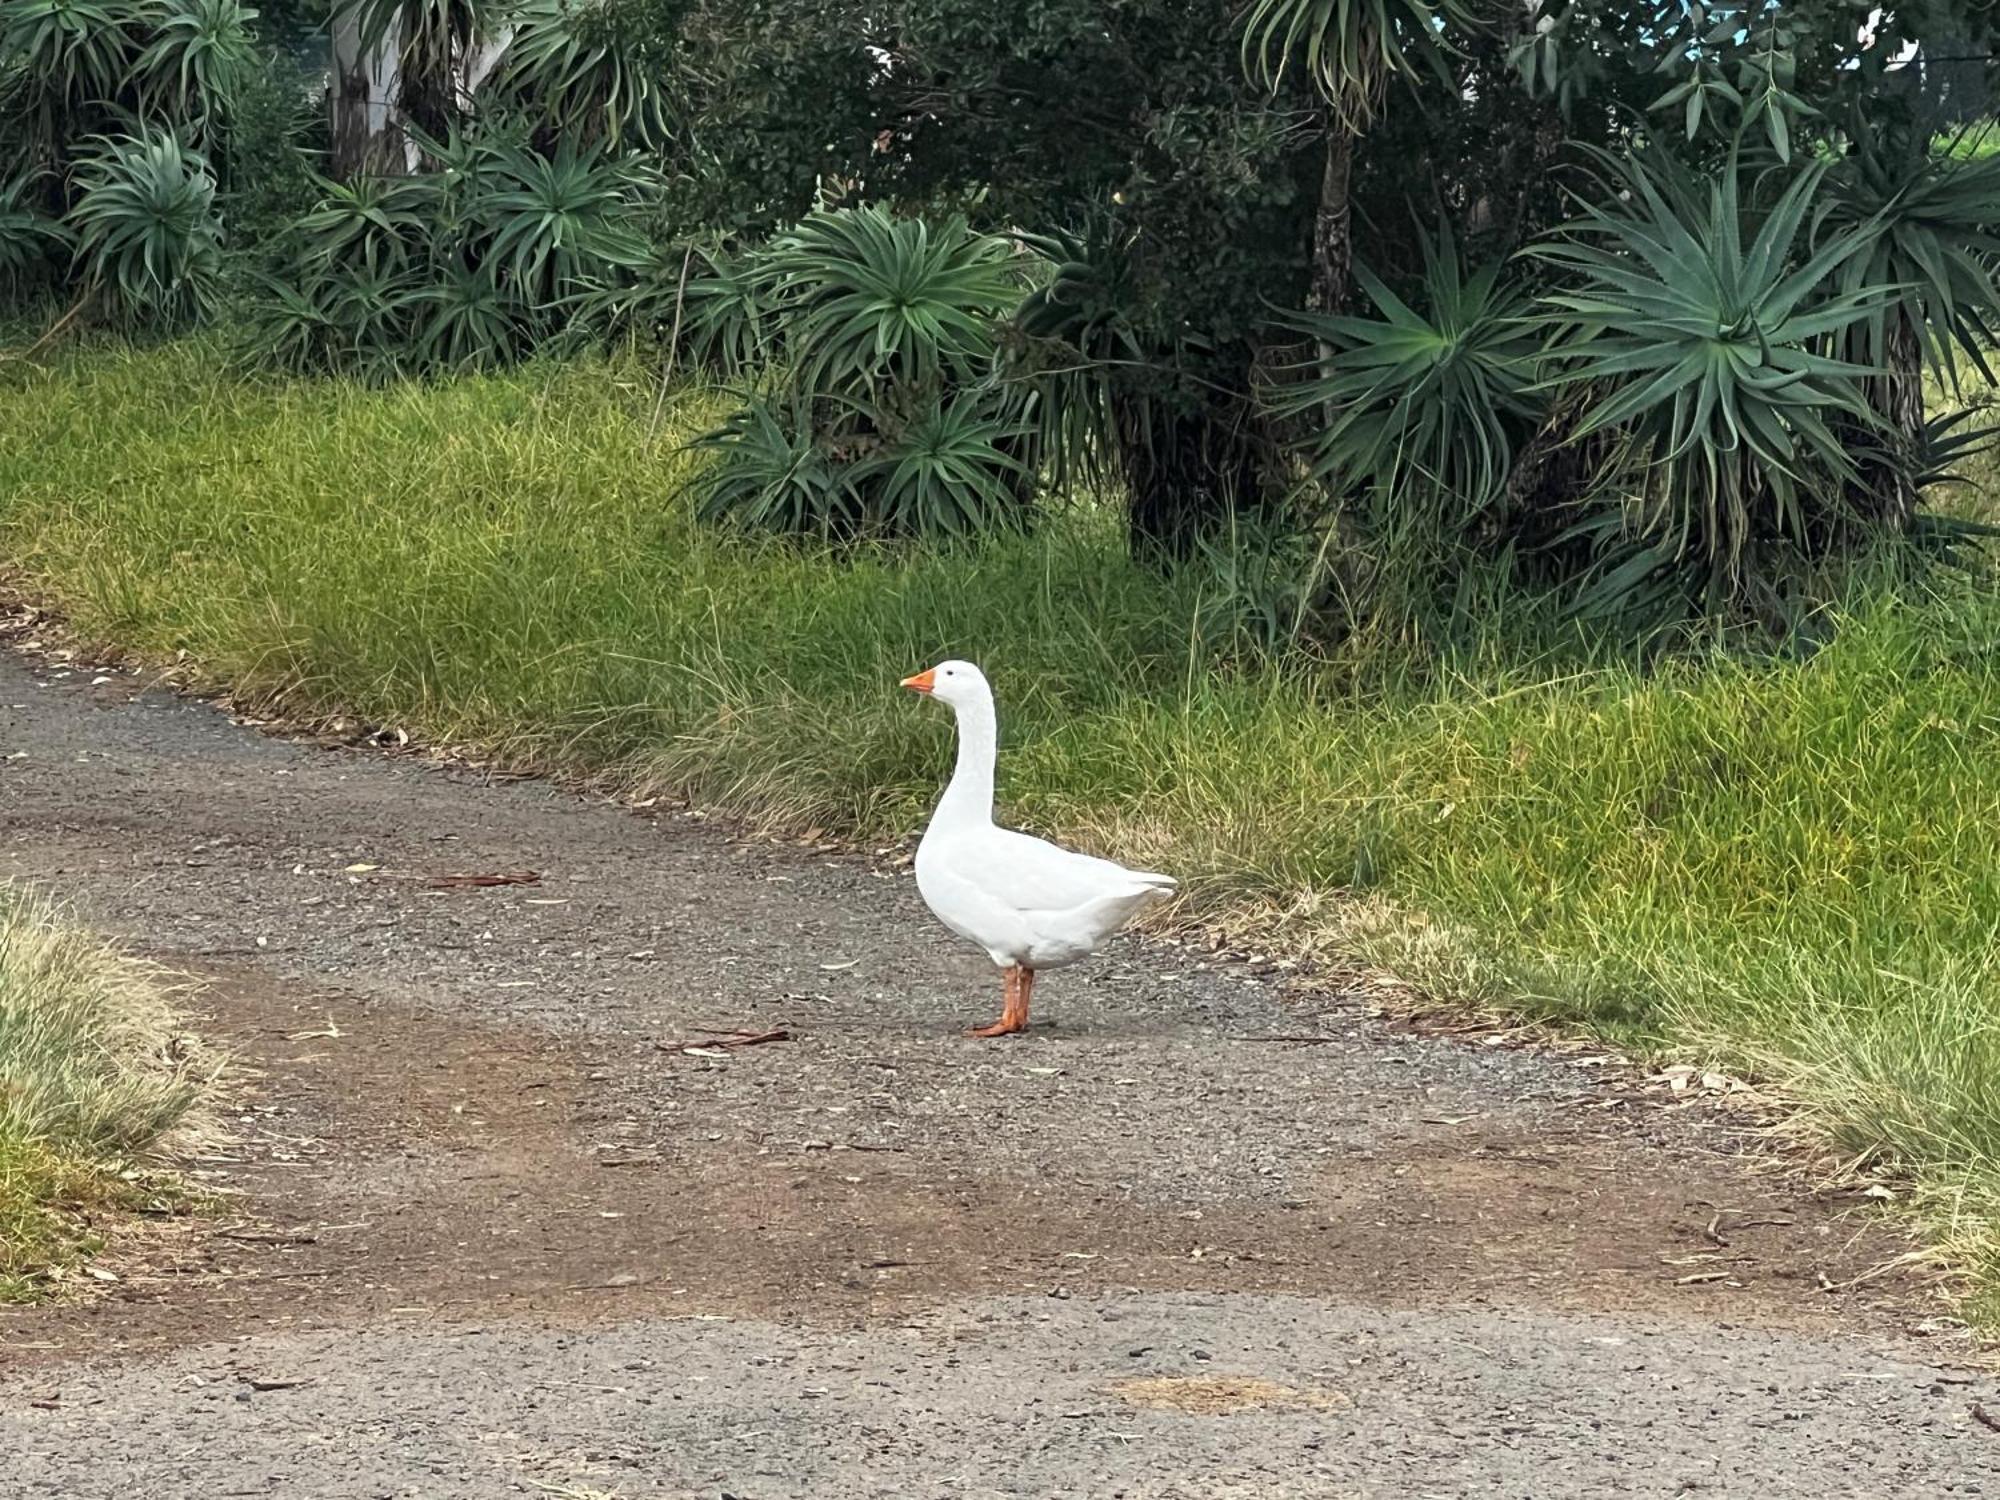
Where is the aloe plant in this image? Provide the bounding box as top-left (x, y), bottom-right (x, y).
top-left (412, 260), bottom-right (517, 369)
top-left (1821, 127), bottom-right (2000, 527)
top-left (68, 126), bottom-right (222, 325)
top-left (470, 132), bottom-right (654, 309)
top-left (752, 206), bottom-right (1021, 397)
top-left (0, 168), bottom-right (70, 289)
top-left (0, 0), bottom-right (142, 120)
top-left (247, 124), bottom-right (663, 375)
top-left (1007, 219), bottom-right (1150, 498)
top-left (1239, 0), bottom-right (1456, 127)
top-left (487, 0), bottom-right (668, 147)
top-left (135, 0), bottom-right (256, 133)
top-left (1266, 223), bottom-right (1542, 522)
top-left (1533, 149), bottom-right (1889, 610)
top-left (291, 173), bottom-right (432, 274)
top-left (857, 391), bottom-right (1029, 534)
top-left (696, 205), bottom-right (1038, 538)
top-left (695, 397), bottom-right (859, 534)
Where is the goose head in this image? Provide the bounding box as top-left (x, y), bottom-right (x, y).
top-left (900, 659), bottom-right (989, 711)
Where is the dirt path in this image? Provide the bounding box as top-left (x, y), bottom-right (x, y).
top-left (2, 638), bottom-right (1996, 1498)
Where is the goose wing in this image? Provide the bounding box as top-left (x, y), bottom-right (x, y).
top-left (951, 824), bottom-right (1176, 915)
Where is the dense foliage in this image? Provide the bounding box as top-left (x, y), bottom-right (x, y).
top-left (694, 206), bottom-right (1043, 537)
top-left (0, 0), bottom-right (257, 323)
top-left (5, 0), bottom-right (2000, 633)
top-left (248, 123), bottom-right (656, 375)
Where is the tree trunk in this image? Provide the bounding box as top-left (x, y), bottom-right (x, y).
top-left (1872, 313), bottom-right (1923, 532)
top-left (1307, 124), bottom-right (1363, 610)
top-left (461, 30), bottom-right (511, 99)
top-left (330, 10), bottom-right (410, 179)
top-left (1311, 125), bottom-right (1355, 316)
top-left (396, 18), bottom-right (463, 147)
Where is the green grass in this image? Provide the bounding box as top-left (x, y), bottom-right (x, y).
top-left (0, 883), bottom-right (207, 1299)
top-left (7, 340), bottom-right (2000, 1311)
top-left (1940, 120), bottom-right (2000, 160)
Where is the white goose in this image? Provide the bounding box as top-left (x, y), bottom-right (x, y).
top-left (900, 660), bottom-right (1177, 1037)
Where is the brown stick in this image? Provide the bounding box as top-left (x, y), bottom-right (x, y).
top-left (661, 1028), bottom-right (791, 1053)
top-left (1242, 1034), bottom-right (1347, 1045)
top-left (423, 870), bottom-right (541, 889)
top-left (645, 245), bottom-right (696, 451)
top-left (0, 291), bottom-right (91, 364)
top-left (218, 1230), bottom-right (318, 1245)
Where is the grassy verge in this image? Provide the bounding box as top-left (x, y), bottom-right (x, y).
top-left (5, 340), bottom-right (2000, 1313)
top-left (0, 883), bottom-right (207, 1299)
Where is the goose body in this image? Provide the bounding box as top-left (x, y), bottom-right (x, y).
top-left (901, 660), bottom-right (1176, 1036)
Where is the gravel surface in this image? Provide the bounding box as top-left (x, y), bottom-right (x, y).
top-left (8, 1297), bottom-right (1996, 1500)
top-left (1, 632), bottom-right (1995, 1498)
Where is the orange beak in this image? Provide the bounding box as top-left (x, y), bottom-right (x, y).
top-left (900, 669), bottom-right (936, 695)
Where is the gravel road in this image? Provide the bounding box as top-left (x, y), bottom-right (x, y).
top-left (1, 627), bottom-right (1994, 1499)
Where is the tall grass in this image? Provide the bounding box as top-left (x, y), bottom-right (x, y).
top-left (6, 340), bottom-right (2000, 1309)
top-left (0, 884), bottom-right (207, 1298)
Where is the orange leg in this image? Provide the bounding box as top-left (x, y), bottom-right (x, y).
top-left (969, 964), bottom-right (1033, 1038)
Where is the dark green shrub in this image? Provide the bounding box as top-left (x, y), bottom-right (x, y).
top-left (68, 126), bottom-right (222, 325)
top-left (244, 123), bottom-right (663, 375)
top-left (695, 204), bottom-right (1041, 538)
top-left (1265, 224), bottom-right (1542, 531)
top-left (0, 168), bottom-right (70, 293)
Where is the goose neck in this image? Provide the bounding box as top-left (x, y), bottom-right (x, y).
top-left (935, 691), bottom-right (997, 827)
